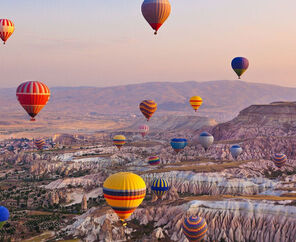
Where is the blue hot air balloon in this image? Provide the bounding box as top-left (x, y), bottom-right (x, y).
top-left (230, 144), bottom-right (243, 160)
top-left (171, 138), bottom-right (187, 153)
top-left (0, 206), bottom-right (9, 229)
top-left (231, 57), bottom-right (249, 79)
top-left (151, 178), bottom-right (170, 199)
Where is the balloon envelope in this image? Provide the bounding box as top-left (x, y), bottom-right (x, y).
top-left (103, 172), bottom-right (146, 221)
top-left (230, 144), bottom-right (243, 159)
top-left (171, 138), bottom-right (187, 153)
top-left (148, 156), bottom-right (160, 165)
top-left (183, 216), bottom-right (208, 242)
top-left (0, 19), bottom-right (15, 44)
top-left (16, 81), bottom-right (51, 121)
top-left (231, 57), bottom-right (249, 79)
top-left (189, 96), bottom-right (203, 112)
top-left (113, 135), bottom-right (126, 150)
top-left (272, 153), bottom-right (287, 168)
top-left (151, 178), bottom-right (169, 199)
top-left (0, 206), bottom-right (9, 229)
top-left (34, 138), bottom-right (46, 150)
top-left (199, 132), bottom-right (214, 151)
top-left (141, 0), bottom-right (171, 35)
top-left (139, 124), bottom-right (149, 137)
top-left (139, 100), bottom-right (157, 121)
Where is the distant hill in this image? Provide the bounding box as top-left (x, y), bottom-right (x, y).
top-left (1, 80), bottom-right (296, 121)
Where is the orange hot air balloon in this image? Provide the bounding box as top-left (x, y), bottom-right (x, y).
top-left (141, 0), bottom-right (171, 35)
top-left (0, 19), bottom-right (15, 44)
top-left (16, 81), bottom-right (51, 121)
top-left (139, 100), bottom-right (157, 121)
top-left (189, 96), bottom-right (203, 112)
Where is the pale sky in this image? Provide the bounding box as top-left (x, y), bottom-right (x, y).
top-left (0, 0), bottom-right (296, 88)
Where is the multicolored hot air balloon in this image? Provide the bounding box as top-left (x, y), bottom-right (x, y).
top-left (0, 206), bottom-right (9, 229)
top-left (151, 178), bottom-right (169, 199)
top-left (103, 172), bottom-right (146, 222)
top-left (171, 138), bottom-right (187, 153)
top-left (189, 96), bottom-right (203, 112)
top-left (139, 100), bottom-right (157, 121)
top-left (0, 19), bottom-right (15, 44)
top-left (230, 144), bottom-right (243, 160)
top-left (272, 153), bottom-right (287, 168)
top-left (16, 81), bottom-right (51, 121)
top-left (139, 124), bottom-right (149, 138)
top-left (231, 57), bottom-right (249, 79)
top-left (199, 132), bottom-right (214, 151)
top-left (141, 0), bottom-right (171, 35)
top-left (113, 135), bottom-right (126, 150)
top-left (34, 138), bottom-right (46, 150)
top-left (183, 216), bottom-right (208, 242)
top-left (148, 156), bottom-right (160, 165)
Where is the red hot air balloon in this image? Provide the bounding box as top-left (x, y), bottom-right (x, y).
top-left (141, 0), bottom-right (171, 35)
top-left (0, 19), bottom-right (15, 44)
top-left (16, 81), bottom-right (51, 121)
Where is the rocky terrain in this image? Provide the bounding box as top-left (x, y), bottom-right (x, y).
top-left (0, 102), bottom-right (295, 241)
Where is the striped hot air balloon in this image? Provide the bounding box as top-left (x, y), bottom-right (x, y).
top-left (272, 153), bottom-right (287, 168)
top-left (141, 0), bottom-right (171, 35)
top-left (113, 135), bottom-right (126, 150)
top-left (16, 81), bottom-right (51, 121)
top-left (148, 156), bottom-right (160, 165)
top-left (139, 124), bottom-right (149, 138)
top-left (139, 100), bottom-right (157, 121)
top-left (0, 206), bottom-right (9, 229)
top-left (34, 138), bottom-right (46, 150)
top-left (183, 216), bottom-right (208, 242)
top-left (189, 96), bottom-right (203, 112)
top-left (230, 144), bottom-right (243, 160)
top-left (151, 178), bottom-right (169, 199)
top-left (171, 138), bottom-right (187, 153)
top-left (103, 172), bottom-right (146, 222)
top-left (231, 57), bottom-right (249, 79)
top-left (0, 19), bottom-right (15, 44)
top-left (199, 132), bottom-right (214, 151)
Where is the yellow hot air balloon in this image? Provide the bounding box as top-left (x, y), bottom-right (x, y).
top-left (189, 96), bottom-right (203, 112)
top-left (103, 172), bottom-right (146, 222)
top-left (113, 135), bottom-right (126, 150)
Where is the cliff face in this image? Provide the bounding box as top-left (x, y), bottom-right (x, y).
top-left (63, 200), bottom-right (296, 242)
top-left (212, 102), bottom-right (296, 141)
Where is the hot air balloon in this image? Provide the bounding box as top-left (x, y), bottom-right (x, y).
top-left (139, 100), bottom-right (157, 121)
top-left (189, 96), bottom-right (203, 112)
top-left (16, 81), bottom-right (51, 121)
top-left (230, 144), bottom-right (243, 160)
top-left (0, 206), bottom-right (9, 229)
top-left (103, 172), bottom-right (146, 222)
top-left (34, 138), bottom-right (46, 150)
top-left (151, 178), bottom-right (169, 199)
top-left (148, 156), bottom-right (160, 165)
top-left (0, 19), bottom-right (15, 44)
top-left (141, 0), bottom-right (171, 35)
top-left (231, 57), bottom-right (249, 79)
top-left (113, 135), bottom-right (126, 150)
top-left (171, 138), bottom-right (187, 153)
top-left (272, 153), bottom-right (287, 168)
top-left (139, 124), bottom-right (149, 138)
top-left (199, 132), bottom-right (214, 151)
top-left (183, 216), bottom-right (208, 242)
